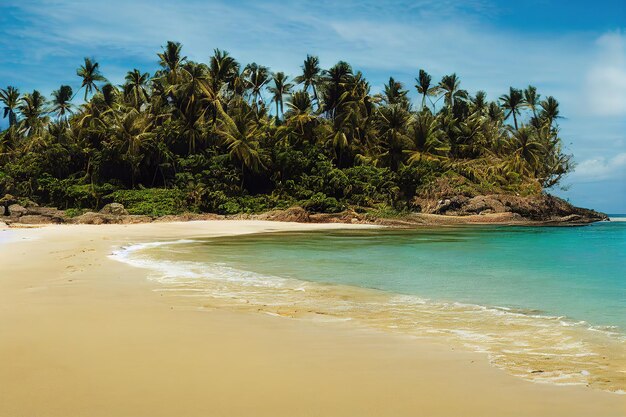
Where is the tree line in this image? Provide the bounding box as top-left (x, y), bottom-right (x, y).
top-left (0, 41), bottom-right (571, 215)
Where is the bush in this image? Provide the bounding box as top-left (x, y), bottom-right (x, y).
top-left (107, 188), bottom-right (189, 216)
top-left (301, 192), bottom-right (345, 213)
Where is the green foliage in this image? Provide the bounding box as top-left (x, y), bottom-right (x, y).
top-left (107, 188), bottom-right (188, 216)
top-left (0, 42), bottom-right (573, 216)
top-left (301, 192), bottom-right (345, 213)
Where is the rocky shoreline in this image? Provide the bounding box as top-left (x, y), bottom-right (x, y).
top-left (0, 193), bottom-right (608, 228)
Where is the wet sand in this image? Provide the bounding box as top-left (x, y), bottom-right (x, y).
top-left (0, 221), bottom-right (623, 417)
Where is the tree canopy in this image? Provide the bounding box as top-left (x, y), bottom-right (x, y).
top-left (0, 42), bottom-right (572, 216)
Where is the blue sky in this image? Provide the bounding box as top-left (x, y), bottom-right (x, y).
top-left (1, 0), bottom-right (625, 212)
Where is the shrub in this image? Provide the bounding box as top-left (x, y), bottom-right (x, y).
top-left (107, 188), bottom-right (188, 216)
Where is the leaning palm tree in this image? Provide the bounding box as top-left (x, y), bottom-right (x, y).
top-left (0, 86), bottom-right (20, 127)
top-left (267, 72), bottom-right (293, 120)
top-left (415, 69), bottom-right (436, 110)
top-left (499, 87), bottom-right (523, 130)
top-left (50, 85), bottom-right (74, 121)
top-left (123, 69), bottom-right (151, 109)
top-left (77, 57), bottom-right (107, 101)
top-left (294, 55), bottom-right (321, 104)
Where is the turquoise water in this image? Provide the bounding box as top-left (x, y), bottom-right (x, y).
top-left (181, 220), bottom-right (626, 332)
top-left (117, 218), bottom-right (626, 391)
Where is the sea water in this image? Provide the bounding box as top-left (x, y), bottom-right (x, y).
top-left (113, 219), bottom-right (626, 392)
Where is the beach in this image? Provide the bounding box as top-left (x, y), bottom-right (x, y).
top-left (0, 220), bottom-right (624, 417)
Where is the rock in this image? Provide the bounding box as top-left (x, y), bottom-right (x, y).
top-left (7, 204), bottom-right (27, 217)
top-left (18, 215), bottom-right (63, 225)
top-left (0, 205), bottom-right (4, 216)
top-left (257, 206), bottom-right (311, 223)
top-left (71, 212), bottom-right (110, 225)
top-left (99, 203), bottom-right (128, 216)
top-left (26, 206), bottom-right (64, 217)
top-left (434, 196), bottom-right (468, 214)
top-left (120, 215), bottom-right (153, 224)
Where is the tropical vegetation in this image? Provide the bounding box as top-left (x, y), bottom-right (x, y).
top-left (0, 42), bottom-right (571, 216)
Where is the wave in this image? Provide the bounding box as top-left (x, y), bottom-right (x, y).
top-left (111, 239), bottom-right (626, 393)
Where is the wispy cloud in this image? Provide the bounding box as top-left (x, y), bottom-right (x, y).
top-left (571, 153), bottom-right (626, 182)
top-left (585, 31), bottom-right (626, 117)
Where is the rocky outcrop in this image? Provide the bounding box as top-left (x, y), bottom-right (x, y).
top-left (411, 193), bottom-right (607, 224)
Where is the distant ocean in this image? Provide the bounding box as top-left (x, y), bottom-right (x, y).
top-left (114, 219), bottom-right (626, 392)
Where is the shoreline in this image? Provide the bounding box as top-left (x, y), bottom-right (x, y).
top-left (0, 221), bottom-right (624, 416)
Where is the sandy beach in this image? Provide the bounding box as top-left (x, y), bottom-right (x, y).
top-left (0, 220), bottom-right (623, 417)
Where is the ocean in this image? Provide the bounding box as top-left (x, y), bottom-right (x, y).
top-left (113, 218), bottom-right (626, 392)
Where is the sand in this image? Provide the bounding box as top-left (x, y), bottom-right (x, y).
top-left (0, 220), bottom-right (623, 417)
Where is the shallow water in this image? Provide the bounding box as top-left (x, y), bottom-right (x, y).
top-left (113, 220), bottom-right (626, 392)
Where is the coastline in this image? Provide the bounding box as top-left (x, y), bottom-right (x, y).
top-left (0, 221), bottom-right (623, 416)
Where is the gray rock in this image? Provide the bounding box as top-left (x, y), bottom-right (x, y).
top-left (0, 205), bottom-right (5, 216)
top-left (8, 204), bottom-right (27, 217)
top-left (99, 203), bottom-right (129, 216)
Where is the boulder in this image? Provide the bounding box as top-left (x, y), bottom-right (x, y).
top-left (7, 204), bottom-right (27, 217)
top-left (18, 215), bottom-right (63, 225)
top-left (71, 212), bottom-right (110, 225)
top-left (99, 203), bottom-right (129, 216)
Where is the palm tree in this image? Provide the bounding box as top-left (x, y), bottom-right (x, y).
top-left (123, 69), bottom-right (150, 109)
top-left (438, 73), bottom-right (467, 109)
top-left (379, 77), bottom-right (409, 109)
top-left (209, 49), bottom-right (240, 97)
top-left (471, 91), bottom-right (487, 114)
top-left (243, 63), bottom-right (270, 110)
top-left (0, 86), bottom-right (20, 127)
top-left (523, 85), bottom-right (540, 119)
top-left (215, 104), bottom-right (264, 182)
top-left (539, 96), bottom-right (560, 128)
top-left (499, 87), bottom-right (523, 130)
top-left (110, 108), bottom-right (154, 187)
top-left (406, 111), bottom-right (449, 163)
top-left (18, 90), bottom-right (49, 137)
top-left (281, 90), bottom-right (316, 145)
top-left (415, 69), bottom-right (436, 110)
top-left (294, 55), bottom-right (321, 104)
top-left (77, 58), bottom-right (107, 101)
top-left (508, 126), bottom-right (544, 176)
top-left (50, 85), bottom-right (74, 121)
top-left (267, 72), bottom-right (293, 120)
top-left (375, 104), bottom-right (410, 170)
top-left (158, 41), bottom-right (187, 83)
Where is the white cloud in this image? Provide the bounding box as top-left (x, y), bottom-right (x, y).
top-left (571, 153), bottom-right (626, 182)
top-left (585, 31), bottom-right (626, 117)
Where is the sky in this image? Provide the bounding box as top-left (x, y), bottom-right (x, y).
top-left (0, 0), bottom-right (625, 212)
